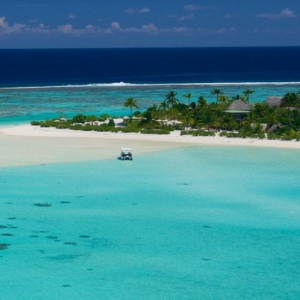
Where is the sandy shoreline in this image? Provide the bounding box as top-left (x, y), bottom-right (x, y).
top-left (1, 124), bottom-right (300, 167)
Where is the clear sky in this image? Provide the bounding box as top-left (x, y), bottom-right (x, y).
top-left (0, 0), bottom-right (300, 48)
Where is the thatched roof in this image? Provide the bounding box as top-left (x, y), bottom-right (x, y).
top-left (225, 99), bottom-right (251, 111)
top-left (264, 96), bottom-right (282, 107)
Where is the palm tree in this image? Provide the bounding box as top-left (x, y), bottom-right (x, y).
top-left (189, 101), bottom-right (196, 110)
top-left (211, 89), bottom-right (223, 102)
top-left (139, 110), bottom-right (160, 128)
top-left (242, 88), bottom-right (254, 103)
top-left (265, 110), bottom-right (278, 126)
top-left (183, 92), bottom-right (192, 104)
top-left (217, 95), bottom-right (229, 104)
top-left (232, 94), bottom-right (241, 100)
top-left (165, 91), bottom-right (178, 107)
top-left (197, 96), bottom-right (207, 109)
top-left (123, 97), bottom-right (138, 116)
top-left (166, 107), bottom-right (180, 121)
top-left (281, 92), bottom-right (300, 108)
top-left (181, 109), bottom-right (194, 126)
top-left (159, 100), bottom-right (168, 110)
top-left (221, 114), bottom-right (238, 130)
top-left (199, 107), bottom-right (216, 131)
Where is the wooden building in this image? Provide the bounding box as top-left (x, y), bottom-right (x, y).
top-left (224, 99), bottom-right (252, 121)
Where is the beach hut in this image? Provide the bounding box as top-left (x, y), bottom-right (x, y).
top-left (264, 96), bottom-right (283, 107)
top-left (223, 99), bottom-right (252, 121)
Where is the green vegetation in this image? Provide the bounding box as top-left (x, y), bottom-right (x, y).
top-left (141, 129), bottom-right (171, 135)
top-left (242, 88), bottom-right (254, 103)
top-left (165, 91), bottom-right (179, 107)
top-left (183, 92), bottom-right (192, 104)
top-left (181, 130), bottom-right (215, 137)
top-left (211, 88), bottom-right (223, 102)
top-left (123, 98), bottom-right (138, 116)
top-left (281, 91), bottom-right (300, 108)
top-left (30, 89), bottom-right (300, 141)
top-left (107, 118), bottom-right (115, 127)
top-left (72, 114), bottom-right (86, 123)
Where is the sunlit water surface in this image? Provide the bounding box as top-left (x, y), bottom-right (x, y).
top-left (1, 146), bottom-right (300, 299)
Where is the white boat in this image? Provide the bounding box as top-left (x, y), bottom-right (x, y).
top-left (120, 148), bottom-right (133, 160)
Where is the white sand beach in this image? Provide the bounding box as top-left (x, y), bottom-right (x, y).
top-left (1, 124), bottom-right (300, 167)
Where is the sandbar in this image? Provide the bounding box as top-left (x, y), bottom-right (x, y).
top-left (0, 124), bottom-right (300, 167)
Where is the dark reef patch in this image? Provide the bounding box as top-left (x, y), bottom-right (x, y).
top-left (0, 243), bottom-right (10, 250)
top-left (34, 203), bottom-right (52, 207)
top-left (0, 225), bottom-right (17, 229)
top-left (64, 242), bottom-right (77, 245)
top-left (46, 236), bottom-right (58, 240)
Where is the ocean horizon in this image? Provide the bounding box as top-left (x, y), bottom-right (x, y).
top-left (1, 47), bottom-right (300, 88)
top-left (0, 47), bottom-right (300, 125)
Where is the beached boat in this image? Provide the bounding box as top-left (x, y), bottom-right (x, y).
top-left (120, 148), bottom-right (133, 160)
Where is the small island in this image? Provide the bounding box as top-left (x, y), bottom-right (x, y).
top-left (31, 89), bottom-right (300, 141)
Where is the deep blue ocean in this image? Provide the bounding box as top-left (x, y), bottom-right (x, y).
top-left (1, 47), bottom-right (300, 87)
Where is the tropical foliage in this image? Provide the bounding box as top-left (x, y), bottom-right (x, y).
top-left (242, 89), bottom-right (254, 103)
top-left (123, 97), bottom-right (138, 116)
top-left (31, 89), bottom-right (300, 141)
top-left (210, 88), bottom-right (223, 102)
top-left (183, 92), bottom-right (192, 104)
top-left (280, 91), bottom-right (300, 108)
top-left (165, 91), bottom-right (178, 107)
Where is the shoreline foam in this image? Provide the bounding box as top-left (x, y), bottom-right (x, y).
top-left (1, 81), bottom-right (300, 90)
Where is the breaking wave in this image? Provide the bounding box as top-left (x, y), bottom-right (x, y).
top-left (1, 81), bottom-right (300, 90)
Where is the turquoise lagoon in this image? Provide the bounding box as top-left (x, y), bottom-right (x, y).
top-left (1, 83), bottom-right (300, 125)
top-left (1, 146), bottom-right (300, 299)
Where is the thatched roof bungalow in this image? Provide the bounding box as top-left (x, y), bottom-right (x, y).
top-left (224, 99), bottom-right (252, 121)
top-left (264, 96), bottom-right (283, 107)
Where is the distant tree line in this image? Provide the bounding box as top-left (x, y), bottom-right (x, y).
top-left (31, 89), bottom-right (300, 140)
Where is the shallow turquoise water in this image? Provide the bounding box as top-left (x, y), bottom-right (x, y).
top-left (1, 146), bottom-right (300, 299)
top-left (0, 84), bottom-right (299, 125)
